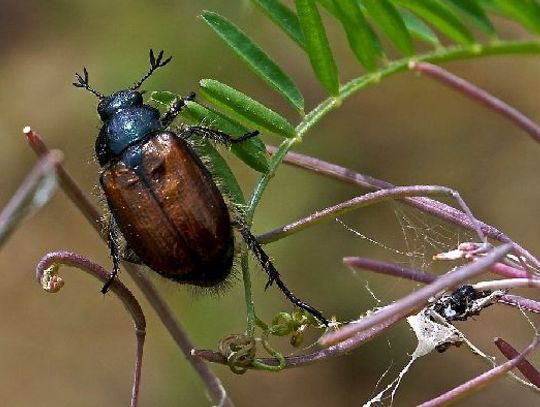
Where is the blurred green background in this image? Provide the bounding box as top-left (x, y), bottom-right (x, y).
top-left (1, 0), bottom-right (539, 406)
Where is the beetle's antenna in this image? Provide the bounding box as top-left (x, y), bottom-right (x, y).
top-left (73, 68), bottom-right (105, 99)
top-left (131, 49), bottom-right (172, 90)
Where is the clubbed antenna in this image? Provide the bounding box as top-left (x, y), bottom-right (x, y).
top-left (73, 67), bottom-right (105, 99)
top-left (131, 49), bottom-right (172, 90)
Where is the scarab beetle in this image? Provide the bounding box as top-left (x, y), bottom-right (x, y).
top-left (73, 50), bottom-right (328, 325)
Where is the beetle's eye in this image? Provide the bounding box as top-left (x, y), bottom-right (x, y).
top-left (97, 97), bottom-right (113, 120)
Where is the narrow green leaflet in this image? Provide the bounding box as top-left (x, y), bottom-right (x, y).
top-left (295, 0), bottom-right (339, 95)
top-left (195, 139), bottom-right (246, 206)
top-left (332, 0), bottom-right (383, 71)
top-left (251, 0), bottom-right (305, 48)
top-left (395, 0), bottom-right (475, 45)
top-left (447, 0), bottom-right (494, 35)
top-left (361, 0), bottom-right (414, 56)
top-left (199, 79), bottom-right (296, 138)
top-left (181, 101), bottom-right (270, 174)
top-left (485, 0), bottom-right (540, 35)
top-left (398, 8), bottom-right (440, 46)
top-left (201, 11), bottom-right (304, 112)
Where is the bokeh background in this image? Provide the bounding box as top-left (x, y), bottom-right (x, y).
top-left (1, 1), bottom-right (539, 406)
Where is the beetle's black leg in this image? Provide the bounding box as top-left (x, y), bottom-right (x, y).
top-left (102, 220), bottom-right (121, 293)
top-left (160, 92), bottom-right (196, 128)
top-left (180, 126), bottom-right (260, 146)
top-left (232, 220), bottom-right (330, 326)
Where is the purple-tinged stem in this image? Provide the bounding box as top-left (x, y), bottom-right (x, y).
top-left (418, 335), bottom-right (539, 407)
top-left (498, 295), bottom-right (540, 314)
top-left (495, 337), bottom-right (540, 387)
top-left (474, 278), bottom-right (540, 291)
top-left (320, 244), bottom-right (513, 347)
top-left (258, 185), bottom-right (485, 244)
top-left (490, 262), bottom-right (532, 278)
top-left (24, 127), bottom-right (102, 231)
top-left (36, 251), bottom-right (145, 407)
top-left (343, 257), bottom-right (436, 284)
top-left (264, 146), bottom-right (540, 271)
top-left (0, 150), bottom-right (62, 248)
top-left (410, 62), bottom-right (540, 143)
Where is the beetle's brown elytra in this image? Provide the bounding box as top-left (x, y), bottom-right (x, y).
top-left (101, 131), bottom-right (234, 286)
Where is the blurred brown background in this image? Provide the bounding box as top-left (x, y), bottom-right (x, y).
top-left (1, 0), bottom-right (539, 406)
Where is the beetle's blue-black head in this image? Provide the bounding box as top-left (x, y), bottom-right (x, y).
top-left (94, 92), bottom-right (161, 166)
top-left (73, 50), bottom-right (173, 166)
top-left (97, 90), bottom-right (143, 121)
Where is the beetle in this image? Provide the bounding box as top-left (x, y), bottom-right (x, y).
top-left (73, 50), bottom-right (328, 326)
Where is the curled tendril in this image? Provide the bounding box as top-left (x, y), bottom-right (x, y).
top-left (218, 334), bottom-right (257, 374)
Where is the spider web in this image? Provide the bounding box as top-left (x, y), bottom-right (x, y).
top-left (392, 203), bottom-right (476, 272)
top-left (337, 201), bottom-right (476, 274)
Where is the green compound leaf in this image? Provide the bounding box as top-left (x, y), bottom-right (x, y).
top-left (201, 11), bottom-right (304, 112)
top-left (196, 139), bottom-right (246, 206)
top-left (182, 100), bottom-right (270, 174)
top-left (295, 0), bottom-right (339, 95)
top-left (395, 0), bottom-right (475, 45)
top-left (199, 79), bottom-right (296, 139)
top-left (332, 0), bottom-right (383, 71)
top-left (447, 0), bottom-right (495, 35)
top-left (361, 0), bottom-right (414, 56)
top-left (251, 0), bottom-right (305, 48)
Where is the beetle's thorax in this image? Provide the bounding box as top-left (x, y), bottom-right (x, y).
top-left (95, 89), bottom-right (162, 167)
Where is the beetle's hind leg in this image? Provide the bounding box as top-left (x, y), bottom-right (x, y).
top-left (101, 219), bottom-right (122, 293)
top-left (232, 220), bottom-right (330, 327)
top-left (160, 92), bottom-right (196, 128)
top-left (180, 126), bottom-right (259, 146)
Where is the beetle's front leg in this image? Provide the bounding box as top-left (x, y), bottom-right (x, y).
top-left (180, 126), bottom-right (259, 146)
top-left (160, 92), bottom-right (196, 128)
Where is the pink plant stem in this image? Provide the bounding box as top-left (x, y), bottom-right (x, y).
top-left (0, 150), bottom-right (62, 248)
top-left (490, 262), bottom-right (533, 278)
top-left (343, 257), bottom-right (435, 283)
top-left (258, 185), bottom-right (485, 243)
top-left (36, 251), bottom-right (145, 407)
top-left (418, 335), bottom-right (539, 407)
top-left (495, 337), bottom-right (540, 387)
top-left (410, 62), bottom-right (540, 143)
